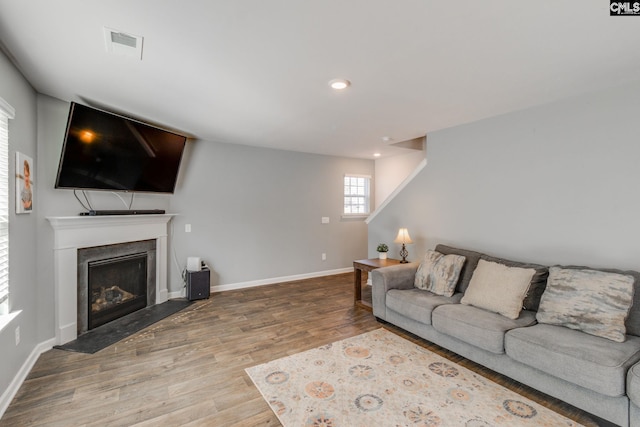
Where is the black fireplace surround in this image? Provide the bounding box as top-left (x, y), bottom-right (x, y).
top-left (77, 239), bottom-right (156, 335)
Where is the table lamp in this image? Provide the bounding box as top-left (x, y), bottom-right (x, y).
top-left (394, 228), bottom-right (413, 263)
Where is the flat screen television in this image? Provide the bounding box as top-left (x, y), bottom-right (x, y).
top-left (55, 102), bottom-right (187, 194)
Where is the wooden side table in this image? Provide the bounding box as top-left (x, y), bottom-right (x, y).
top-left (353, 258), bottom-right (401, 311)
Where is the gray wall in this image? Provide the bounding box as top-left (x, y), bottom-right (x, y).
top-left (0, 51), bottom-right (38, 397)
top-left (0, 83), bottom-right (373, 404)
top-left (369, 80), bottom-right (640, 271)
top-left (35, 96), bottom-right (372, 295)
top-left (168, 140), bottom-right (372, 290)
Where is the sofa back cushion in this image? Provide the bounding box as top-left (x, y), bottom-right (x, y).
top-left (434, 244), bottom-right (548, 310)
top-left (435, 244), bottom-right (482, 293)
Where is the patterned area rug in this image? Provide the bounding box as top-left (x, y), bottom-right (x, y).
top-left (246, 328), bottom-right (584, 426)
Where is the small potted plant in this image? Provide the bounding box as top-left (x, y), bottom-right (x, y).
top-left (376, 243), bottom-right (389, 259)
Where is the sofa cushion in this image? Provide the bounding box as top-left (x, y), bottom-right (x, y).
top-left (434, 244), bottom-right (548, 309)
top-left (629, 362), bottom-right (640, 407)
top-left (506, 324), bottom-right (640, 397)
top-left (435, 244), bottom-right (482, 293)
top-left (432, 304), bottom-right (537, 354)
top-left (414, 250), bottom-right (466, 297)
top-left (460, 260), bottom-right (535, 319)
top-left (386, 289), bottom-right (463, 325)
top-left (480, 254), bottom-right (548, 311)
top-left (536, 266), bottom-right (635, 342)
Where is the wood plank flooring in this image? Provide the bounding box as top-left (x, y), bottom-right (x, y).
top-left (1, 273), bottom-right (605, 426)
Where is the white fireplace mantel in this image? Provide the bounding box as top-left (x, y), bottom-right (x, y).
top-left (47, 214), bottom-right (175, 345)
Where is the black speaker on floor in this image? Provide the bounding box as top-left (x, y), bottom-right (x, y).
top-left (186, 267), bottom-right (210, 301)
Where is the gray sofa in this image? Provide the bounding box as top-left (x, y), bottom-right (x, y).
top-left (372, 244), bottom-right (640, 427)
top-left (629, 363), bottom-right (640, 427)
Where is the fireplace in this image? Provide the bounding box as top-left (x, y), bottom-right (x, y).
top-left (88, 253), bottom-right (148, 330)
top-left (48, 214), bottom-right (173, 345)
top-left (77, 239), bottom-right (156, 335)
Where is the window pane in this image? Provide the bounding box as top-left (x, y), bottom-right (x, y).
top-left (343, 175), bottom-right (371, 215)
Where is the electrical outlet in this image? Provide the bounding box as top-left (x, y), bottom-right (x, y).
top-left (322, 253), bottom-right (327, 261)
top-left (15, 326), bottom-right (20, 346)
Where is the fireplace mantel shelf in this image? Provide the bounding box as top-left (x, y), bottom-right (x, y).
top-left (47, 214), bottom-right (176, 230)
top-left (48, 214), bottom-right (175, 345)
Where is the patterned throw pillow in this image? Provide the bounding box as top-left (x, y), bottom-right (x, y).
top-left (460, 259), bottom-right (536, 319)
top-left (414, 250), bottom-right (466, 297)
top-left (536, 267), bottom-right (635, 342)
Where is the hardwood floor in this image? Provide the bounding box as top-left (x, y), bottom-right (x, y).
top-left (1, 273), bottom-right (604, 426)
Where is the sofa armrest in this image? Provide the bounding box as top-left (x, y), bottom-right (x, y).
top-left (372, 262), bottom-right (419, 320)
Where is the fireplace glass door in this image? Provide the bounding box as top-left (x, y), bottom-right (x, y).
top-left (88, 252), bottom-right (148, 330)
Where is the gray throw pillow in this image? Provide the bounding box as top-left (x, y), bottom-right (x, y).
top-left (536, 266), bottom-right (635, 342)
top-left (414, 250), bottom-right (466, 297)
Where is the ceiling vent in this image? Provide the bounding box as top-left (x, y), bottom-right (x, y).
top-left (104, 27), bottom-right (143, 60)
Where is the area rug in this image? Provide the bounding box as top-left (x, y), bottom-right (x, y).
top-left (246, 328), bottom-right (584, 426)
top-left (54, 299), bottom-right (192, 354)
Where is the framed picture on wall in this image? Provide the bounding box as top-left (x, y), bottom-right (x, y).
top-left (16, 152), bottom-right (33, 214)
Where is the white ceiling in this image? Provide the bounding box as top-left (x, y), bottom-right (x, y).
top-left (1, 1), bottom-right (639, 159)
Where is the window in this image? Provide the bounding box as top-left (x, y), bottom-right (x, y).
top-left (343, 175), bottom-right (371, 216)
top-left (0, 97), bottom-right (14, 316)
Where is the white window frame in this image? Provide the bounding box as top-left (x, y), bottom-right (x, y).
top-left (342, 174), bottom-right (371, 218)
top-left (0, 96), bottom-right (14, 318)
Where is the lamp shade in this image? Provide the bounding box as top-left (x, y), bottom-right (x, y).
top-left (394, 228), bottom-right (413, 244)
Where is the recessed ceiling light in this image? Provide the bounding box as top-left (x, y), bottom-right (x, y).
top-left (382, 136), bottom-right (393, 142)
top-left (329, 79), bottom-right (351, 90)
top-left (374, 153), bottom-right (381, 157)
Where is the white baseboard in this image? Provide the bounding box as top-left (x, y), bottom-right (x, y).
top-left (213, 267), bottom-right (352, 292)
top-left (168, 288), bottom-right (185, 299)
top-left (167, 267), bottom-right (352, 298)
top-left (0, 337), bottom-right (56, 419)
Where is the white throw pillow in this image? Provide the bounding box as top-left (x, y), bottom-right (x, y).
top-left (461, 259), bottom-right (535, 319)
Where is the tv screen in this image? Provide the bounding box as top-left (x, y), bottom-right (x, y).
top-left (55, 102), bottom-right (187, 193)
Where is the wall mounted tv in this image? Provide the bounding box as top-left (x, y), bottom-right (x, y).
top-left (55, 102), bottom-right (187, 194)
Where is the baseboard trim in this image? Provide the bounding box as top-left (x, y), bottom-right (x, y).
top-left (212, 267), bottom-right (353, 292)
top-left (0, 337), bottom-right (56, 418)
top-left (167, 267), bottom-right (353, 298)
